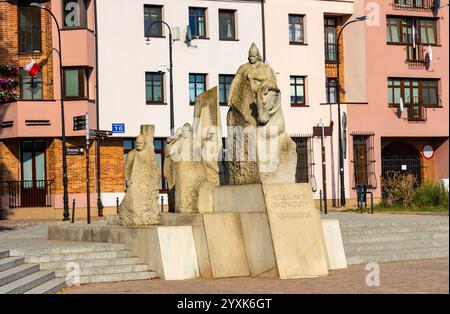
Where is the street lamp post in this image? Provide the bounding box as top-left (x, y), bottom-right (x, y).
top-left (335, 16), bottom-right (367, 207)
top-left (146, 21), bottom-right (175, 136)
top-left (30, 2), bottom-right (70, 220)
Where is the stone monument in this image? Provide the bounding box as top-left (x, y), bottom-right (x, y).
top-left (227, 43), bottom-right (297, 185)
top-left (119, 125), bottom-right (161, 226)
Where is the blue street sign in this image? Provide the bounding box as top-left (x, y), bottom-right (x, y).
top-left (112, 123), bottom-right (125, 134)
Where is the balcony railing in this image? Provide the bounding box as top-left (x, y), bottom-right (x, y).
top-left (407, 103), bottom-right (427, 121)
top-left (325, 43), bottom-right (338, 63)
top-left (406, 44), bottom-right (426, 63)
top-left (4, 180), bottom-right (54, 208)
top-left (393, 0), bottom-right (436, 11)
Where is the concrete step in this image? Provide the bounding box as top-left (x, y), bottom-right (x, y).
top-left (341, 225), bottom-right (449, 236)
top-left (78, 270), bottom-right (158, 284)
top-left (0, 264), bottom-right (39, 287)
top-left (53, 264), bottom-right (149, 277)
top-left (344, 238), bottom-right (449, 254)
top-left (9, 243), bottom-right (127, 256)
top-left (23, 250), bottom-right (134, 263)
top-left (24, 278), bottom-right (67, 294)
top-left (0, 257), bottom-right (25, 272)
top-left (0, 270), bottom-right (54, 294)
top-left (347, 247), bottom-right (449, 265)
top-left (0, 251), bottom-right (9, 259)
top-left (342, 231), bottom-right (449, 244)
top-left (39, 257), bottom-right (141, 270)
top-left (340, 220), bottom-right (449, 229)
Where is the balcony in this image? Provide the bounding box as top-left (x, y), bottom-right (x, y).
top-left (4, 180), bottom-right (54, 208)
top-left (407, 103), bottom-right (427, 121)
top-left (406, 44), bottom-right (426, 63)
top-left (393, 0), bottom-right (437, 11)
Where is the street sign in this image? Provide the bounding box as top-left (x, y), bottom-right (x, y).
top-left (66, 147), bottom-right (85, 155)
top-left (313, 126), bottom-right (333, 137)
top-left (73, 115), bottom-right (87, 131)
top-left (89, 129), bottom-right (112, 140)
top-left (422, 144), bottom-right (434, 160)
top-left (112, 123), bottom-right (125, 134)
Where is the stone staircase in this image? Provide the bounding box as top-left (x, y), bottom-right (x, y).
top-left (0, 250), bottom-right (65, 294)
top-left (0, 241), bottom-right (157, 293)
top-left (339, 217), bottom-right (449, 265)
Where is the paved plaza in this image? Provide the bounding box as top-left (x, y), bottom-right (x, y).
top-left (62, 258), bottom-right (448, 294)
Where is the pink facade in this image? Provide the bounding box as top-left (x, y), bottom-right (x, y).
top-left (0, 0), bottom-right (97, 141)
top-left (347, 0), bottom-right (449, 199)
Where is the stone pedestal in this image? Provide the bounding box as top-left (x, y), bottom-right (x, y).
top-left (48, 224), bottom-right (199, 280)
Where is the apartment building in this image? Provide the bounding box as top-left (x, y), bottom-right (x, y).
top-left (95, 0), bottom-right (264, 206)
top-left (0, 0), bottom-right (101, 218)
top-left (347, 0), bottom-right (449, 201)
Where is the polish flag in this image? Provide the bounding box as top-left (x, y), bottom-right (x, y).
top-left (24, 58), bottom-right (41, 77)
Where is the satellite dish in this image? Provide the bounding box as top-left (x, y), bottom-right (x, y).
top-left (185, 25), bottom-right (193, 43)
top-left (398, 97), bottom-right (404, 117)
top-left (432, 0), bottom-right (441, 16)
top-left (425, 45), bottom-right (433, 70)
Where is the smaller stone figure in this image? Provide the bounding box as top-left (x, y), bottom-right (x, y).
top-left (119, 125), bottom-right (161, 226)
top-left (201, 126), bottom-right (222, 186)
top-left (164, 129), bottom-right (182, 212)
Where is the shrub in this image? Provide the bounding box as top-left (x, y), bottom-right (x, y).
top-left (381, 171), bottom-right (417, 207)
top-left (416, 180), bottom-right (449, 208)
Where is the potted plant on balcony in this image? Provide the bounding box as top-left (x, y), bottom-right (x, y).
top-left (0, 64), bottom-right (19, 104)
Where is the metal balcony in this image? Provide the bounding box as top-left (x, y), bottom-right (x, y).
top-left (393, 0), bottom-right (436, 11)
top-left (407, 103), bottom-right (427, 121)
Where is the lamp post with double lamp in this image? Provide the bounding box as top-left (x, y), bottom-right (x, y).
top-left (30, 2), bottom-right (70, 220)
top-left (146, 21), bottom-right (175, 136)
top-left (336, 15), bottom-right (368, 207)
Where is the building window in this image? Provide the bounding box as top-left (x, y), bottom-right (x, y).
top-left (292, 136), bottom-right (315, 190)
top-left (189, 73), bottom-right (206, 104)
top-left (189, 7), bottom-right (207, 38)
top-left (18, 4), bottom-right (42, 53)
top-left (386, 16), bottom-right (437, 45)
top-left (325, 78), bottom-right (338, 103)
top-left (20, 70), bottom-right (43, 100)
top-left (62, 0), bottom-right (87, 29)
top-left (388, 78), bottom-right (439, 107)
top-left (63, 67), bottom-right (88, 99)
top-left (289, 14), bottom-right (304, 44)
top-left (145, 72), bottom-right (164, 104)
top-left (144, 5), bottom-right (163, 37)
top-left (123, 138), bottom-right (167, 192)
top-left (219, 10), bottom-right (236, 40)
top-left (218, 74), bottom-right (234, 105)
top-left (290, 76), bottom-right (306, 106)
top-left (324, 17), bottom-right (337, 63)
top-left (352, 133), bottom-right (375, 189)
top-left (419, 19), bottom-right (437, 45)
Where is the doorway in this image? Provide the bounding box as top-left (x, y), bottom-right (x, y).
top-left (381, 141), bottom-right (422, 183)
top-left (20, 139), bottom-right (47, 207)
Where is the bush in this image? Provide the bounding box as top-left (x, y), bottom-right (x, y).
top-left (381, 171), bottom-right (417, 207)
top-left (416, 181), bottom-right (449, 208)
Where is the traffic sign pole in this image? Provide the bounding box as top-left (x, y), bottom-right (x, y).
top-left (85, 113), bottom-right (91, 224)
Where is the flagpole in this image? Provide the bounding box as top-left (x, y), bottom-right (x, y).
top-left (30, 2), bottom-right (70, 221)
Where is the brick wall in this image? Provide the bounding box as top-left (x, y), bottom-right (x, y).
top-left (325, 21), bottom-right (346, 103)
top-left (47, 137), bottom-right (125, 195)
top-left (0, 0), bottom-right (54, 99)
top-left (0, 139), bottom-right (20, 194)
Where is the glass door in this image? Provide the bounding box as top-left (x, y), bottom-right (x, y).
top-left (21, 139), bottom-right (47, 207)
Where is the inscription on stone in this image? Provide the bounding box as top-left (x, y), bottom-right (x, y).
top-left (262, 183), bottom-right (329, 279)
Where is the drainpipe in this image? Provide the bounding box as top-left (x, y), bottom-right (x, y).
top-left (260, 0), bottom-right (266, 62)
top-left (93, 0), bottom-right (104, 216)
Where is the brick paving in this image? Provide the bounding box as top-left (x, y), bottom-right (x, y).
top-left (63, 258), bottom-right (448, 294)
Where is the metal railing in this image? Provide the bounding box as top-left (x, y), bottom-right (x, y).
top-left (393, 0), bottom-right (436, 10)
top-left (407, 103), bottom-right (427, 121)
top-left (406, 44), bottom-right (425, 63)
top-left (4, 180), bottom-right (54, 208)
top-left (325, 43), bottom-right (338, 63)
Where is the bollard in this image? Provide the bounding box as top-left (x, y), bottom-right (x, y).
top-left (71, 199), bottom-right (76, 223)
top-left (116, 197), bottom-right (119, 214)
top-left (319, 190), bottom-right (323, 213)
top-left (160, 195), bottom-right (164, 213)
